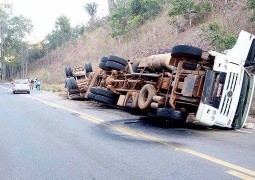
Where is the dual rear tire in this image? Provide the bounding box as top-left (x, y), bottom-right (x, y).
top-left (88, 87), bottom-right (120, 105)
top-left (99, 56), bottom-right (127, 71)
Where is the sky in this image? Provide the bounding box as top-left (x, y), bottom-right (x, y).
top-left (5, 0), bottom-right (109, 42)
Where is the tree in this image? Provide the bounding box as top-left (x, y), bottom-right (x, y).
top-left (54, 15), bottom-right (72, 44)
top-left (168, 0), bottom-right (211, 28)
top-left (84, 2), bottom-right (98, 24)
top-left (168, 0), bottom-right (194, 27)
top-left (72, 25), bottom-right (85, 39)
top-left (110, 0), bottom-right (162, 37)
top-left (45, 15), bottom-right (72, 51)
top-left (108, 0), bottom-right (117, 13)
top-left (0, 3), bottom-right (33, 79)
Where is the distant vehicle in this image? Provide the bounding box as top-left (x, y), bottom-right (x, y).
top-left (12, 79), bottom-right (30, 94)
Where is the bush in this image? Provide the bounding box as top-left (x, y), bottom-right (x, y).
top-left (202, 22), bottom-right (236, 52)
top-left (110, 0), bottom-right (162, 37)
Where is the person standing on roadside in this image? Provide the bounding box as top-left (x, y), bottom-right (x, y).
top-left (30, 79), bottom-right (34, 90)
top-left (36, 79), bottom-right (41, 91)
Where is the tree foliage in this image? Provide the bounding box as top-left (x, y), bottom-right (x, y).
top-left (202, 22), bottom-right (236, 52)
top-left (168, 0), bottom-right (212, 27)
top-left (84, 2), bottom-right (98, 23)
top-left (0, 3), bottom-right (33, 79)
top-left (110, 0), bottom-right (162, 37)
top-left (45, 15), bottom-right (72, 50)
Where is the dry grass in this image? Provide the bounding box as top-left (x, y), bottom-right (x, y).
top-left (41, 83), bottom-right (64, 93)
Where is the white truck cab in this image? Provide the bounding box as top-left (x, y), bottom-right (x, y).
top-left (195, 31), bottom-right (255, 128)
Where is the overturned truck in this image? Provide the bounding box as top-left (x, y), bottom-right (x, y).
top-left (64, 63), bottom-right (93, 99)
top-left (87, 31), bottom-right (255, 129)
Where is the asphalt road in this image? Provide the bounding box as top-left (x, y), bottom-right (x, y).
top-left (0, 83), bottom-right (255, 180)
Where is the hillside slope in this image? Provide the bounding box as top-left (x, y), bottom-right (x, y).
top-left (29, 1), bottom-right (253, 85)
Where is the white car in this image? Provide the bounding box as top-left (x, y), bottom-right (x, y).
top-left (12, 79), bottom-right (30, 94)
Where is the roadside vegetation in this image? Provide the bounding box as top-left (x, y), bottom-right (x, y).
top-left (202, 22), bottom-right (236, 52)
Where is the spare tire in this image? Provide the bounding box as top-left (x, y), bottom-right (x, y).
top-left (107, 55), bottom-right (127, 66)
top-left (171, 45), bottom-right (202, 60)
top-left (138, 84), bottom-right (157, 109)
top-left (106, 61), bottom-right (126, 71)
top-left (156, 108), bottom-right (187, 121)
top-left (85, 63), bottom-right (93, 73)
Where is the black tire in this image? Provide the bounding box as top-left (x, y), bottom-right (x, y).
top-left (65, 66), bottom-right (73, 77)
top-left (156, 108), bottom-right (187, 121)
top-left (65, 78), bottom-right (72, 90)
top-left (90, 87), bottom-right (119, 99)
top-left (27, 91), bottom-right (30, 94)
top-left (101, 56), bottom-right (108, 63)
top-left (85, 63), bottom-right (93, 73)
top-left (105, 61), bottom-right (126, 71)
top-left (69, 77), bottom-right (78, 89)
top-left (99, 62), bottom-right (108, 70)
top-left (107, 55), bottom-right (127, 66)
top-left (13, 91), bottom-right (16, 94)
top-left (138, 84), bottom-right (157, 110)
top-left (171, 45), bottom-right (202, 60)
top-left (131, 61), bottom-right (140, 73)
top-left (94, 94), bottom-right (116, 105)
top-left (87, 92), bottom-right (96, 100)
top-left (65, 67), bottom-right (69, 77)
top-left (67, 91), bottom-right (72, 100)
top-left (89, 87), bottom-right (98, 94)
top-left (69, 89), bottom-right (81, 94)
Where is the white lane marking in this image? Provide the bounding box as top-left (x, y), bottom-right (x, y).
top-left (236, 129), bottom-right (254, 134)
top-left (0, 85), bottom-right (12, 91)
top-left (227, 170), bottom-right (255, 180)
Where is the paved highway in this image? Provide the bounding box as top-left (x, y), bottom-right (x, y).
top-left (0, 83), bottom-right (254, 180)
